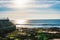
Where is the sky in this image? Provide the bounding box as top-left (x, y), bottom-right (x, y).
top-left (0, 0), bottom-right (60, 20)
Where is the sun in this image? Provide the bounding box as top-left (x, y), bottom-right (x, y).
top-left (13, 0), bottom-right (30, 8)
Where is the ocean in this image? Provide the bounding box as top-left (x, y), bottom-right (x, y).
top-left (16, 19), bottom-right (60, 28)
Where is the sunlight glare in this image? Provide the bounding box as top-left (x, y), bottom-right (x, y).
top-left (13, 0), bottom-right (30, 8)
top-left (16, 19), bottom-right (26, 24)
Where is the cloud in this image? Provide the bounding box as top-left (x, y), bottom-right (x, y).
top-left (50, 1), bottom-right (60, 10)
top-left (0, 0), bottom-right (60, 11)
top-left (28, 0), bottom-right (60, 9)
top-left (0, 7), bottom-right (13, 11)
top-left (27, 4), bottom-right (53, 8)
top-left (34, 0), bottom-right (60, 1)
top-left (0, 0), bottom-right (14, 11)
top-left (0, 0), bottom-right (60, 19)
top-left (27, 1), bottom-right (55, 8)
top-left (0, 11), bottom-right (60, 19)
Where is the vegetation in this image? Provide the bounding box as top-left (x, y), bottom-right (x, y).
top-left (0, 19), bottom-right (60, 40)
top-left (0, 28), bottom-right (60, 40)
